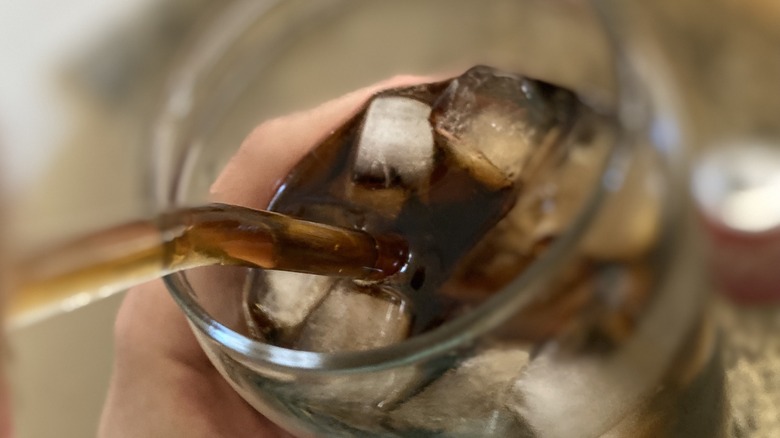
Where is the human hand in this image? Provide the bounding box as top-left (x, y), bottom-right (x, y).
top-left (98, 76), bottom-right (426, 438)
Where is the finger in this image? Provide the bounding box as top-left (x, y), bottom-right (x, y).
top-left (107, 279), bottom-right (296, 437)
top-left (113, 280), bottom-right (207, 368)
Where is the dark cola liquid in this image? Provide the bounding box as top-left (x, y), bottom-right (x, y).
top-left (238, 65), bottom-right (676, 357)
top-left (241, 66), bottom-right (600, 350)
top-left (268, 142), bottom-right (513, 336)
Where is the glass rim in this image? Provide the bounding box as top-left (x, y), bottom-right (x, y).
top-left (153, 0), bottom-right (633, 374)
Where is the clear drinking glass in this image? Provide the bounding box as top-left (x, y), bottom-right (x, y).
top-left (153, 1), bottom-right (725, 436)
top-left (596, 0), bottom-right (780, 435)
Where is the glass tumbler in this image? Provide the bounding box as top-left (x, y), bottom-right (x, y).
top-left (597, 0), bottom-right (780, 435)
top-left (152, 1), bottom-right (725, 436)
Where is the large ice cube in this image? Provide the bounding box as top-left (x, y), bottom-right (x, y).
top-left (295, 280), bottom-right (412, 353)
top-left (298, 366), bottom-right (423, 434)
top-left (389, 346), bottom-right (531, 435)
top-left (431, 65), bottom-right (578, 189)
top-left (243, 271), bottom-right (335, 341)
top-left (443, 109), bottom-right (616, 297)
top-left (353, 96), bottom-right (435, 188)
top-left (506, 110), bottom-right (615, 246)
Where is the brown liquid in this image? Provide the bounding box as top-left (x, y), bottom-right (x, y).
top-left (244, 67), bottom-right (603, 343)
top-left (243, 66), bottom-right (665, 356)
top-left (160, 204), bottom-right (408, 279)
top-left (13, 204), bottom-right (408, 321)
top-left (266, 121), bottom-right (518, 333)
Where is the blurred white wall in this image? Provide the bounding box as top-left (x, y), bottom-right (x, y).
top-left (1, 0), bottom-right (208, 436)
top-left (0, 0), bottom-right (156, 193)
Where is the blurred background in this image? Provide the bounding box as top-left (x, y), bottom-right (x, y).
top-left (1, 0), bottom-right (210, 435)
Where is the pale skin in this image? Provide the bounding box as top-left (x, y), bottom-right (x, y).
top-left (98, 76), bottom-right (427, 438)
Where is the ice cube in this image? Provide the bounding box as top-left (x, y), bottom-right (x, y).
top-left (243, 271), bottom-right (335, 341)
top-left (295, 280), bottom-right (412, 353)
top-left (440, 216), bottom-right (537, 303)
top-left (431, 65), bottom-right (578, 189)
top-left (505, 334), bottom-right (663, 438)
top-left (504, 110), bottom-right (615, 246)
top-left (353, 96), bottom-right (435, 188)
top-left (388, 346), bottom-right (531, 435)
top-left (299, 365), bottom-right (423, 434)
top-left (443, 109), bottom-right (616, 298)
